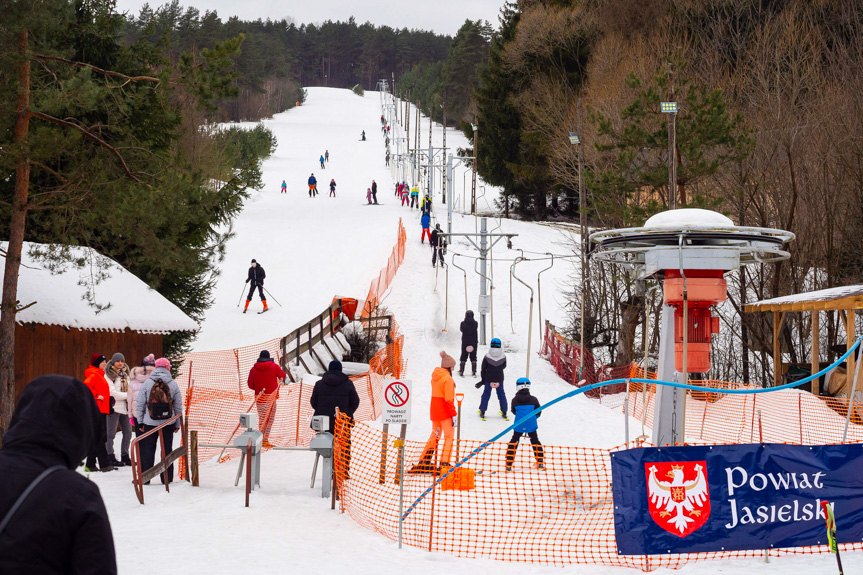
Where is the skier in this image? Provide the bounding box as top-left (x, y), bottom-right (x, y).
top-left (475, 338), bottom-right (507, 420)
top-left (320, 155), bottom-right (325, 169)
top-left (366, 188), bottom-right (373, 204)
top-left (420, 211), bottom-right (431, 243)
top-left (505, 378), bottom-right (545, 471)
top-left (394, 182), bottom-right (400, 198)
top-left (409, 351), bottom-right (457, 474)
top-left (400, 183), bottom-right (410, 206)
top-left (361, 130), bottom-right (366, 141)
top-left (325, 149), bottom-right (329, 163)
top-left (410, 183), bottom-right (419, 209)
top-left (420, 194), bottom-right (432, 213)
top-left (329, 179), bottom-right (337, 197)
top-left (281, 180), bottom-right (287, 194)
top-left (247, 349), bottom-right (286, 446)
top-left (308, 173), bottom-right (318, 197)
top-left (244, 259), bottom-right (267, 313)
top-left (385, 152), bottom-right (390, 167)
top-left (0, 375), bottom-right (117, 574)
top-left (458, 310), bottom-right (478, 376)
top-left (380, 114), bottom-right (385, 124)
top-left (371, 180), bottom-right (378, 204)
top-left (430, 224), bottom-right (446, 267)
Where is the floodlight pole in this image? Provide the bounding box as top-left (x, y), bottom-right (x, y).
top-left (577, 98), bottom-right (588, 368)
top-left (471, 120), bottom-right (478, 215)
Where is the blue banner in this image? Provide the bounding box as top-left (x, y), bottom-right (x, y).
top-left (611, 443), bottom-right (863, 555)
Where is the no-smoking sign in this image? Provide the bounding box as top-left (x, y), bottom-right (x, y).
top-left (382, 379), bottom-right (412, 425)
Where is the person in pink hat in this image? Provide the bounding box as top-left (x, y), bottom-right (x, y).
top-left (134, 357), bottom-right (182, 484)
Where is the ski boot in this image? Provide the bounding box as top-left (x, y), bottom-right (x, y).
top-left (478, 410), bottom-right (486, 421)
top-left (471, 361), bottom-right (477, 377)
top-left (500, 411), bottom-right (510, 421)
top-left (458, 361), bottom-right (465, 377)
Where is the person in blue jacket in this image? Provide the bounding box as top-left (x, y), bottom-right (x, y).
top-left (308, 173), bottom-right (318, 197)
top-left (505, 377), bottom-right (544, 471)
top-left (475, 338), bottom-right (507, 420)
top-left (420, 212), bottom-right (431, 243)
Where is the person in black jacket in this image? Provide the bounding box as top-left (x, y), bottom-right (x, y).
top-left (310, 360), bottom-right (360, 433)
top-left (458, 310), bottom-right (478, 376)
top-left (506, 377), bottom-right (544, 471)
top-left (244, 259), bottom-right (267, 314)
top-left (430, 224), bottom-right (445, 267)
top-left (475, 338), bottom-right (508, 420)
top-left (0, 375), bottom-right (117, 574)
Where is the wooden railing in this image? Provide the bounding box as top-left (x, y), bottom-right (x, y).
top-left (130, 414), bottom-right (189, 504)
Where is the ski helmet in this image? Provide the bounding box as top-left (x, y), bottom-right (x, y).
top-left (491, 338), bottom-right (502, 348)
top-left (516, 377), bottom-right (531, 391)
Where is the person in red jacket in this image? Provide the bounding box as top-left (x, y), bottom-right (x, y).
top-left (247, 350), bottom-right (286, 445)
top-left (83, 354), bottom-right (114, 472)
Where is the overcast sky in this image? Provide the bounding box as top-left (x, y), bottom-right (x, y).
top-left (115, 0), bottom-right (504, 36)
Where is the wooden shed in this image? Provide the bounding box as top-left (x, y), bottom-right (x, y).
top-left (4, 242), bottom-right (198, 401)
top-left (745, 285), bottom-right (863, 390)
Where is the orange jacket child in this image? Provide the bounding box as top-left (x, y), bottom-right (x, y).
top-left (410, 351), bottom-right (458, 473)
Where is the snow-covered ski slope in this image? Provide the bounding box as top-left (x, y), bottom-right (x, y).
top-left (90, 88), bottom-right (862, 574)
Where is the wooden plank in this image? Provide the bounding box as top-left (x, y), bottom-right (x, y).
top-left (773, 311), bottom-right (781, 387)
top-left (811, 311), bottom-right (820, 395)
top-left (847, 309), bottom-right (856, 382)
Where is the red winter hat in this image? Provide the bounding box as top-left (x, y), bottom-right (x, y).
top-left (439, 350), bottom-right (456, 370)
top-left (90, 353), bottom-right (106, 367)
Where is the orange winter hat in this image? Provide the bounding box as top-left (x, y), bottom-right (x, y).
top-left (440, 350), bottom-right (456, 370)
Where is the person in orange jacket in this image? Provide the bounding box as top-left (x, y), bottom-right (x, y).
top-left (409, 351), bottom-right (458, 474)
top-left (83, 354), bottom-right (114, 472)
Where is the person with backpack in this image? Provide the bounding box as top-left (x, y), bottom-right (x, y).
top-left (0, 375), bottom-right (117, 574)
top-left (129, 354), bottom-right (155, 436)
top-left (244, 258), bottom-right (267, 314)
top-left (475, 338), bottom-right (508, 420)
top-left (281, 180), bottom-right (287, 194)
top-left (308, 173), bottom-right (318, 197)
top-left (135, 357), bottom-right (183, 484)
top-left (430, 224), bottom-right (446, 267)
top-left (458, 310), bottom-right (478, 376)
top-left (409, 351), bottom-right (457, 474)
top-left (420, 211), bottom-right (431, 243)
top-left (329, 179), bottom-right (337, 197)
top-left (105, 352), bottom-right (132, 468)
top-left (505, 378), bottom-right (545, 471)
top-left (247, 350), bottom-right (286, 446)
top-left (83, 354), bottom-right (114, 472)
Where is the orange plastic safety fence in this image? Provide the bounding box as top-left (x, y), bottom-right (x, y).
top-left (361, 218), bottom-right (407, 318)
top-left (333, 415), bottom-right (863, 570)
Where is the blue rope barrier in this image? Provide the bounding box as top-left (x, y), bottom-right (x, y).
top-left (400, 337), bottom-right (862, 521)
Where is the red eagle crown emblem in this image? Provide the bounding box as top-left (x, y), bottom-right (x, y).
top-left (645, 461), bottom-right (710, 537)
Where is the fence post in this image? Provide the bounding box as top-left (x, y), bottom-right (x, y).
top-left (234, 349), bottom-right (242, 400)
top-left (190, 430), bottom-right (199, 486)
top-left (296, 382), bottom-right (303, 446)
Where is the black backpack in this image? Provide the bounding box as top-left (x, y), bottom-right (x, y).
top-left (147, 380), bottom-right (172, 420)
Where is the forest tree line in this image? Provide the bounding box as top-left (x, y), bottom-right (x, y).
top-left (457, 0), bottom-right (863, 386)
top-left (123, 2), bottom-right (453, 121)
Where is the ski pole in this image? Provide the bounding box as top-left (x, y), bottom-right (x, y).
top-left (237, 283), bottom-right (247, 307)
top-left (820, 500), bottom-right (844, 575)
top-left (262, 287), bottom-right (283, 307)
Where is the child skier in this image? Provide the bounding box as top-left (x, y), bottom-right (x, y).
top-left (400, 183), bottom-right (410, 206)
top-left (458, 310), bottom-right (478, 376)
top-left (421, 211), bottom-right (431, 243)
top-left (366, 188), bottom-right (373, 204)
top-left (308, 173), bottom-right (318, 197)
top-left (329, 179), bottom-right (336, 197)
top-left (505, 378), bottom-right (545, 471)
top-left (320, 155), bottom-right (325, 169)
top-left (408, 351), bottom-right (457, 474)
top-left (475, 338), bottom-right (507, 420)
top-left (410, 184), bottom-right (419, 209)
top-left (281, 180), bottom-right (287, 194)
top-left (420, 194), bottom-right (432, 213)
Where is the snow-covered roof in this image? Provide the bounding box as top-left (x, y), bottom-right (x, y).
top-left (746, 284), bottom-right (863, 312)
top-left (1, 242), bottom-right (198, 334)
top-left (644, 208), bottom-right (734, 228)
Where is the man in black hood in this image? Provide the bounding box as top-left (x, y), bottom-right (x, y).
top-left (458, 310), bottom-right (478, 377)
top-left (0, 375), bottom-right (116, 574)
top-left (310, 360), bottom-right (360, 433)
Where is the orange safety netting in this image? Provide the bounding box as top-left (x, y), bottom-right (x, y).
top-left (332, 415), bottom-right (863, 571)
top-left (361, 218), bottom-right (407, 318)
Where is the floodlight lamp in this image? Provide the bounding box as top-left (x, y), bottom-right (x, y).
top-left (660, 101), bottom-right (678, 114)
top-left (568, 132), bottom-right (580, 145)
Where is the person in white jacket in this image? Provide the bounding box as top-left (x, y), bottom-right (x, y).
top-left (129, 354), bottom-right (156, 435)
top-left (105, 352), bottom-right (132, 467)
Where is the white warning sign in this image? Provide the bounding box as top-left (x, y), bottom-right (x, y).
top-left (382, 380), bottom-right (412, 425)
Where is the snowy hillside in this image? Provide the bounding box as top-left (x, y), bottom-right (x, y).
top-left (88, 88), bottom-right (862, 575)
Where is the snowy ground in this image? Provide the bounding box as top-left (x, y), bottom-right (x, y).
top-left (90, 88), bottom-right (863, 574)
